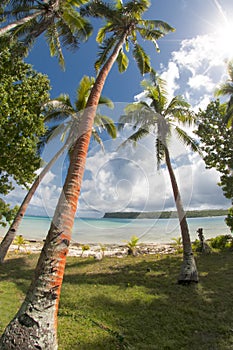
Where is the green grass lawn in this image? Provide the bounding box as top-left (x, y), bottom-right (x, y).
top-left (0, 250), bottom-right (233, 349)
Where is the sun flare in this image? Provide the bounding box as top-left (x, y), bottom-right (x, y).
top-left (215, 21), bottom-right (233, 60)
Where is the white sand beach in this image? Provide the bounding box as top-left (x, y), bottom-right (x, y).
top-left (5, 239), bottom-right (177, 259)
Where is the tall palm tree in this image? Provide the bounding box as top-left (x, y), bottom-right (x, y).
top-left (119, 72), bottom-right (200, 283)
top-left (0, 0), bottom-right (92, 67)
top-left (0, 75), bottom-right (116, 264)
top-left (215, 60), bottom-right (233, 128)
top-left (0, 1), bottom-right (173, 348)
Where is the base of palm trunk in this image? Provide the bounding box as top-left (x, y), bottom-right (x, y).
top-left (178, 252), bottom-right (199, 284)
top-left (0, 313), bottom-right (57, 350)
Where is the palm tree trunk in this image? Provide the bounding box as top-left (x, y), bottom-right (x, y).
top-left (0, 142), bottom-right (68, 264)
top-left (164, 147), bottom-right (198, 284)
top-left (0, 11), bottom-right (44, 36)
top-left (0, 36), bottom-right (126, 349)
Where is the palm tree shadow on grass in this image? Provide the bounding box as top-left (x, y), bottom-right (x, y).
top-left (59, 252), bottom-right (233, 350)
top-left (0, 257), bottom-right (36, 294)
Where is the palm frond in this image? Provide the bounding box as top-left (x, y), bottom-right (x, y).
top-left (215, 82), bottom-right (233, 97)
top-left (94, 114), bottom-right (117, 139)
top-left (174, 126), bottom-right (202, 156)
top-left (37, 123), bottom-right (67, 154)
top-left (115, 0), bottom-right (123, 10)
top-left (133, 43), bottom-right (151, 75)
top-left (61, 4), bottom-right (92, 42)
top-left (45, 24), bottom-right (65, 69)
top-left (91, 129), bottom-right (105, 152)
top-left (140, 19), bottom-right (175, 34)
top-left (76, 75), bottom-right (94, 111)
top-left (98, 96), bottom-right (114, 109)
top-left (43, 94), bottom-right (74, 122)
top-left (119, 102), bottom-right (152, 128)
top-left (123, 0), bottom-right (150, 17)
top-left (96, 23), bottom-right (114, 43)
top-left (165, 96), bottom-right (194, 125)
top-left (80, 0), bottom-right (116, 20)
top-left (118, 126), bottom-right (150, 149)
top-left (116, 48), bottom-right (129, 73)
top-left (95, 35), bottom-right (117, 72)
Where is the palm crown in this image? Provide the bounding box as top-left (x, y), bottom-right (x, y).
top-left (0, 0), bottom-right (92, 67)
top-left (41, 75), bottom-right (117, 153)
top-left (81, 0), bottom-right (174, 75)
top-left (119, 72), bottom-right (200, 167)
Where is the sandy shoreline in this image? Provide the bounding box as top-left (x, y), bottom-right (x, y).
top-left (5, 239), bottom-right (177, 258)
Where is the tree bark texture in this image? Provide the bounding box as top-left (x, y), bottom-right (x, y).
top-left (0, 36), bottom-right (126, 349)
top-left (164, 147), bottom-right (198, 283)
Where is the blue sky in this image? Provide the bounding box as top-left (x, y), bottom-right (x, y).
top-left (4, 0), bottom-right (233, 217)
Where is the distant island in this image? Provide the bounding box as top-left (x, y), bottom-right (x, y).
top-left (103, 209), bottom-right (228, 219)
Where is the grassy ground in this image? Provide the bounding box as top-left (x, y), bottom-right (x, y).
top-left (0, 250), bottom-right (233, 349)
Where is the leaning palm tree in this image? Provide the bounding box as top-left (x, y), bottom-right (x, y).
top-left (0, 0), bottom-right (92, 67)
top-left (0, 1), bottom-right (173, 348)
top-left (215, 60), bottom-right (233, 128)
top-left (119, 72), bottom-right (200, 283)
top-left (0, 75), bottom-right (116, 264)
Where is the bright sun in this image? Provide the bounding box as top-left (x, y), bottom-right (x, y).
top-left (215, 21), bottom-right (233, 60)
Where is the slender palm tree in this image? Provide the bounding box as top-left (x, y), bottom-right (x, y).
top-left (0, 75), bottom-right (116, 264)
top-left (0, 1), bottom-right (173, 348)
top-left (119, 72), bottom-right (200, 283)
top-left (0, 0), bottom-right (92, 67)
top-left (215, 60), bottom-right (233, 128)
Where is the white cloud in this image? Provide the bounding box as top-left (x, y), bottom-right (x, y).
top-left (188, 75), bottom-right (215, 92)
top-left (161, 33), bottom-right (229, 110)
top-left (160, 61), bottom-right (180, 100)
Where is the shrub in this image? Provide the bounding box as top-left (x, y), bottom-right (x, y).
top-left (126, 235), bottom-right (139, 256)
top-left (209, 235), bottom-right (233, 250)
top-left (81, 244), bottom-right (90, 256)
top-left (171, 237), bottom-right (183, 254)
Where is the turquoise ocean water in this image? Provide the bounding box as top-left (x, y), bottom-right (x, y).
top-left (0, 215), bottom-right (231, 245)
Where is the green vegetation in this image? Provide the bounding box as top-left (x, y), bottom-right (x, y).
top-left (125, 235), bottom-right (140, 256)
top-left (196, 100), bottom-right (233, 232)
top-left (0, 42), bottom-right (50, 226)
top-left (81, 244), bottom-right (91, 257)
top-left (13, 235), bottom-right (28, 252)
top-left (104, 209), bottom-right (228, 219)
top-left (1, 250), bottom-right (233, 349)
top-left (209, 234), bottom-right (233, 250)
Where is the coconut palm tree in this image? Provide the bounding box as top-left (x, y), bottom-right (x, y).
top-left (119, 72), bottom-right (200, 283)
top-left (215, 60), bottom-right (233, 128)
top-left (0, 75), bottom-right (116, 264)
top-left (0, 1), bottom-right (173, 348)
top-left (0, 0), bottom-right (92, 67)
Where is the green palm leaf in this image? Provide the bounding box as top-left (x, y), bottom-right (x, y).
top-left (94, 114), bottom-right (117, 139)
top-left (174, 126), bottom-right (202, 156)
top-left (116, 49), bottom-right (129, 73)
top-left (133, 43), bottom-right (151, 75)
top-left (76, 75), bottom-right (95, 111)
top-left (119, 126), bottom-right (150, 149)
top-left (98, 96), bottom-right (114, 109)
top-left (95, 36), bottom-right (117, 72)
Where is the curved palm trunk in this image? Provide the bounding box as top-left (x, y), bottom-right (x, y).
top-left (0, 36), bottom-right (126, 349)
top-left (0, 11), bottom-right (44, 36)
top-left (0, 142), bottom-right (68, 264)
top-left (164, 147), bottom-right (198, 284)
